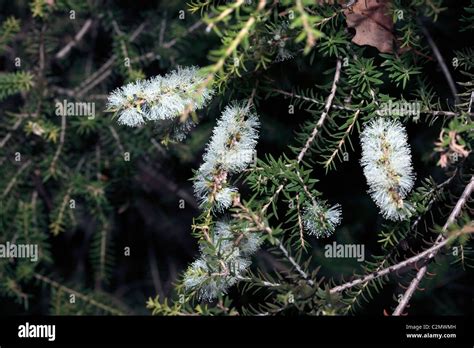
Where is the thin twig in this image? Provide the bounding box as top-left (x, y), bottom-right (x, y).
top-left (73, 22), bottom-right (146, 98)
top-left (38, 25), bottom-right (45, 74)
top-left (55, 19), bottom-right (93, 59)
top-left (235, 188), bottom-right (300, 288)
top-left (49, 114), bottom-right (66, 174)
top-left (270, 88), bottom-right (354, 111)
top-left (331, 176), bottom-right (474, 295)
top-left (392, 265), bottom-right (427, 316)
top-left (271, 89), bottom-right (472, 117)
top-left (330, 224), bottom-right (473, 294)
top-left (261, 183), bottom-right (284, 213)
top-left (180, 0), bottom-right (267, 122)
top-left (323, 109), bottom-right (360, 169)
top-left (237, 276), bottom-right (282, 288)
top-left (297, 59), bottom-right (342, 163)
top-left (34, 273), bottom-right (124, 315)
top-left (392, 176), bottom-right (474, 315)
top-left (0, 115), bottom-right (23, 149)
top-left (277, 240), bottom-right (314, 286)
top-left (108, 125), bottom-right (125, 153)
top-left (159, 15), bottom-right (167, 46)
top-left (418, 20), bottom-right (459, 105)
top-left (163, 20), bottom-right (203, 49)
top-left (296, 194), bottom-right (305, 249)
top-left (428, 110), bottom-right (474, 117)
top-left (206, 0), bottom-right (245, 32)
top-left (2, 160), bottom-right (32, 198)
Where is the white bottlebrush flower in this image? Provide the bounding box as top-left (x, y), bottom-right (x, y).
top-left (193, 167), bottom-right (237, 212)
top-left (108, 81), bottom-right (147, 126)
top-left (183, 220), bottom-right (259, 301)
top-left (360, 118), bottom-right (416, 221)
top-left (203, 104), bottom-right (260, 173)
top-left (209, 220), bottom-right (239, 258)
top-left (213, 220), bottom-right (262, 257)
top-left (187, 104), bottom-right (261, 300)
top-left (116, 107), bottom-right (146, 127)
top-left (184, 255), bottom-right (250, 301)
top-left (303, 201), bottom-right (342, 238)
top-left (193, 103), bottom-right (260, 212)
top-left (183, 258), bottom-right (209, 291)
top-left (106, 66), bottom-right (213, 127)
top-left (213, 186), bottom-right (237, 212)
top-left (239, 230), bottom-right (263, 256)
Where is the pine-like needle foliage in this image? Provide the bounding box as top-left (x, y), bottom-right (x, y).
top-left (303, 201), bottom-right (342, 238)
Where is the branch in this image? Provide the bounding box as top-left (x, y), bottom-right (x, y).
top-left (163, 20), bottom-right (204, 49)
top-left (331, 226), bottom-right (473, 294)
top-left (0, 112), bottom-right (26, 149)
top-left (233, 195), bottom-right (313, 284)
top-left (2, 159), bottom-right (32, 198)
top-left (205, 0), bottom-right (245, 32)
top-left (261, 183), bottom-right (284, 213)
top-left (295, 0), bottom-right (316, 52)
top-left (277, 240), bottom-right (314, 286)
top-left (108, 125), bottom-right (125, 154)
top-left (297, 58), bottom-right (342, 163)
top-left (237, 276), bottom-right (282, 288)
top-left (49, 114), bottom-right (66, 174)
top-left (392, 264), bottom-right (427, 316)
top-left (55, 19), bottom-right (93, 60)
top-left (34, 273), bottom-right (124, 315)
top-left (270, 88), bottom-right (354, 111)
top-left (428, 110), bottom-right (474, 117)
top-left (323, 109), bottom-right (360, 170)
top-left (418, 20), bottom-right (459, 105)
top-left (341, 172), bottom-right (456, 314)
top-left (296, 194), bottom-right (305, 249)
top-left (58, 22), bottom-right (146, 98)
top-left (392, 175), bottom-right (474, 315)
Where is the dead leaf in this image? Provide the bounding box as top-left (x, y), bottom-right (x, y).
top-left (449, 131), bottom-right (470, 158)
top-left (344, 0), bottom-right (394, 53)
top-left (437, 153), bottom-right (449, 168)
top-left (434, 129), bottom-right (471, 168)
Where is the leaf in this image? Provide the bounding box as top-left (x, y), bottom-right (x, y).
top-left (344, 0), bottom-right (394, 53)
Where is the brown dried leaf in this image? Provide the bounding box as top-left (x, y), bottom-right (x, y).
top-left (344, 0), bottom-right (394, 53)
top-left (434, 130), bottom-right (471, 168)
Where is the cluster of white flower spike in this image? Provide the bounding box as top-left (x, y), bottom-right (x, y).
top-left (360, 118), bottom-right (415, 221)
top-left (184, 104), bottom-right (261, 300)
top-left (107, 66), bottom-right (213, 127)
top-left (193, 103), bottom-right (260, 212)
top-left (303, 201), bottom-right (342, 238)
top-left (183, 220), bottom-right (262, 301)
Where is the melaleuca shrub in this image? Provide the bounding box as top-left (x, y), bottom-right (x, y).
top-left (2, 0), bottom-right (472, 319)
